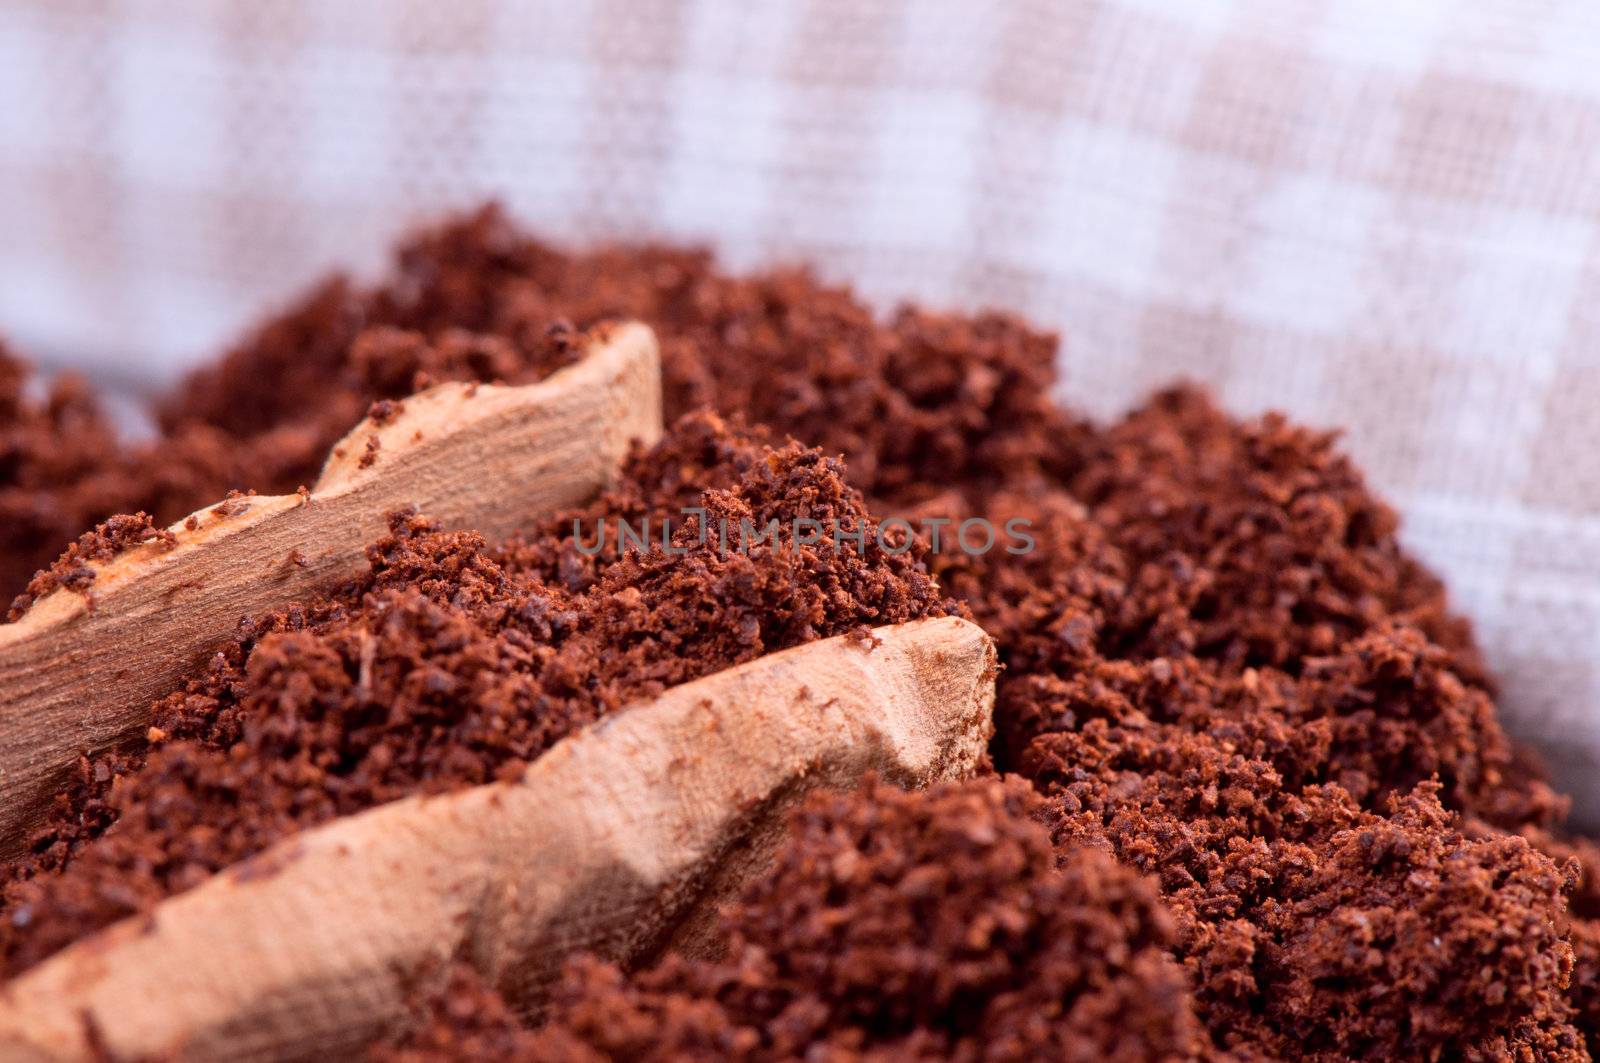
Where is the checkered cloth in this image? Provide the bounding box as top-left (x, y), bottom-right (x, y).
top-left (4, 0), bottom-right (1600, 817)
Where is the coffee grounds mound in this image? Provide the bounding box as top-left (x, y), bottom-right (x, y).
top-left (0, 411), bottom-right (950, 977)
top-left (0, 209), bottom-right (1085, 604)
top-left (1030, 730), bottom-right (1581, 1058)
top-left (376, 776), bottom-right (1212, 1063)
top-left (2, 204), bottom-right (1597, 1058)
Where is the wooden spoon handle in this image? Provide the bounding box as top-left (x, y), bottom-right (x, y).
top-left (0, 323), bottom-right (662, 858)
top-left (0, 617), bottom-right (995, 1063)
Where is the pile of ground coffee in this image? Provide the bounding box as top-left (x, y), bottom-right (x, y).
top-left (376, 776), bottom-right (1210, 1062)
top-left (1, 205), bottom-right (1596, 1058)
top-left (0, 410), bottom-right (949, 976)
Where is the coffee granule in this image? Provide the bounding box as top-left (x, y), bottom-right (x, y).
top-left (0, 412), bottom-right (950, 977)
top-left (376, 776), bottom-right (1211, 1063)
top-left (2, 205), bottom-right (1597, 1058)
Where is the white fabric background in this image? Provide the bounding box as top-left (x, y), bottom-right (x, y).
top-left (3, 0), bottom-right (1599, 816)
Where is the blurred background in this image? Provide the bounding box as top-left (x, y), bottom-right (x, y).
top-left (3, 0), bottom-right (1600, 813)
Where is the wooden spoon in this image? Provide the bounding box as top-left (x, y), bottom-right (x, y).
top-left (0, 616), bottom-right (996, 1063)
top-left (0, 322), bottom-right (663, 860)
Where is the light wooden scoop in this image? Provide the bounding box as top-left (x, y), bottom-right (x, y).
top-left (0, 616), bottom-right (996, 1063)
top-left (0, 323), bottom-right (663, 860)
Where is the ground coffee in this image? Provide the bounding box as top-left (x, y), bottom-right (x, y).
top-left (1, 205), bottom-right (1595, 1059)
top-left (0, 409), bottom-right (950, 975)
top-left (378, 776), bottom-right (1211, 1062)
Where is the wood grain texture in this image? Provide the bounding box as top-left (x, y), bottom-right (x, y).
top-left (0, 617), bottom-right (995, 1063)
top-left (0, 323), bottom-right (663, 859)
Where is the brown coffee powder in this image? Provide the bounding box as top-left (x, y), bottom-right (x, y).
top-left (377, 776), bottom-right (1211, 1063)
top-left (1, 205), bottom-right (1596, 1059)
top-left (0, 411), bottom-right (950, 976)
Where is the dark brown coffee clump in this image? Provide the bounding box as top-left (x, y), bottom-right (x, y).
top-left (376, 776), bottom-right (1212, 1063)
top-left (0, 412), bottom-right (949, 977)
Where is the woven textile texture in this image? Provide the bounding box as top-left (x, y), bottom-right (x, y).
top-left (3, 0), bottom-right (1600, 816)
